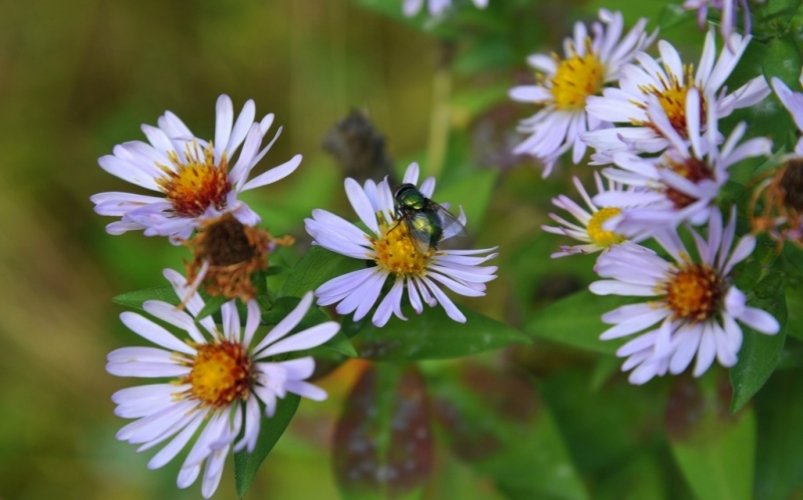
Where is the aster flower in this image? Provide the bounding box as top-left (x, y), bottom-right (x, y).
top-left (403, 0), bottom-right (488, 17)
top-left (107, 269), bottom-right (338, 498)
top-left (593, 87), bottom-right (771, 236)
top-left (589, 207), bottom-right (779, 385)
top-left (748, 74), bottom-right (803, 245)
top-left (305, 162), bottom-right (497, 326)
top-left (91, 94), bottom-right (301, 243)
top-left (583, 30), bottom-right (770, 156)
top-left (510, 9), bottom-right (655, 177)
top-left (542, 172), bottom-right (636, 257)
top-left (683, 0), bottom-right (753, 45)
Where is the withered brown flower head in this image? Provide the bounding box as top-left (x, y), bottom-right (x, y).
top-left (750, 157), bottom-right (803, 248)
top-left (185, 213), bottom-right (294, 302)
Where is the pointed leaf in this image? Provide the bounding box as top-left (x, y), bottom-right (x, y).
top-left (730, 269), bottom-right (788, 412)
top-left (197, 295), bottom-right (227, 320)
top-left (279, 246), bottom-right (363, 298)
top-left (234, 395), bottom-right (300, 497)
top-left (667, 377), bottom-right (755, 500)
top-left (431, 365), bottom-right (588, 500)
top-left (333, 364), bottom-right (434, 497)
top-left (352, 307), bottom-right (529, 360)
top-left (754, 370), bottom-right (803, 499)
top-left (113, 286), bottom-right (177, 310)
top-left (525, 290), bottom-right (629, 355)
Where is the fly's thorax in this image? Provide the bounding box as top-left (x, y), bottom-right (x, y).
top-left (395, 183), bottom-right (427, 211)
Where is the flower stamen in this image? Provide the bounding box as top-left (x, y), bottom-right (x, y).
top-left (665, 263), bottom-right (722, 321)
top-left (550, 47), bottom-right (604, 111)
top-left (587, 207), bottom-right (625, 247)
top-left (157, 142), bottom-right (231, 217)
top-left (372, 217), bottom-right (433, 276)
top-left (183, 341), bottom-right (252, 408)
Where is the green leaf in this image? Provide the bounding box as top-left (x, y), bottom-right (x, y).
top-left (784, 285), bottom-right (803, 340)
top-left (333, 364), bottom-right (433, 498)
top-left (525, 290), bottom-right (630, 355)
top-left (668, 378), bottom-right (756, 500)
top-left (761, 34), bottom-right (802, 87)
top-left (196, 295), bottom-right (227, 320)
top-left (234, 395), bottom-right (301, 497)
top-left (263, 296), bottom-right (357, 358)
top-left (279, 246), bottom-right (363, 298)
top-left (754, 369), bottom-right (803, 499)
top-left (729, 270), bottom-right (788, 412)
top-left (431, 365), bottom-right (588, 500)
top-left (352, 307), bottom-right (529, 360)
top-left (112, 286), bottom-right (177, 310)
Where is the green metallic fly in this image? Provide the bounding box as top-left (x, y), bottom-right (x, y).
top-left (393, 183), bottom-right (467, 252)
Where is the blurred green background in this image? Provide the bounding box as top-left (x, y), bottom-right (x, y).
top-left (5, 0), bottom-right (799, 499)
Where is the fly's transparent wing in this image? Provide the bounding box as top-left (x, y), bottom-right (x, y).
top-left (431, 202), bottom-right (467, 241)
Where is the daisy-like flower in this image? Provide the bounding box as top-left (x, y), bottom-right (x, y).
top-left (589, 207), bottom-right (779, 385)
top-left (305, 162), bottom-right (497, 326)
top-left (683, 0), bottom-right (754, 46)
top-left (542, 172), bottom-right (636, 257)
top-left (403, 0), bottom-right (488, 17)
top-left (593, 87), bottom-right (771, 236)
top-left (748, 74), bottom-right (803, 245)
top-left (583, 30), bottom-right (770, 156)
top-left (91, 94), bottom-right (302, 243)
top-left (510, 9), bottom-right (655, 177)
top-left (107, 269), bottom-right (338, 498)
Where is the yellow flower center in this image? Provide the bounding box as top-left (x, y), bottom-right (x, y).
top-left (183, 341), bottom-right (251, 408)
top-left (372, 218), bottom-right (433, 276)
top-left (157, 142), bottom-right (231, 217)
top-left (665, 263), bottom-right (722, 322)
top-left (639, 66), bottom-right (706, 137)
top-left (587, 207), bottom-right (625, 247)
top-left (550, 52), bottom-right (605, 110)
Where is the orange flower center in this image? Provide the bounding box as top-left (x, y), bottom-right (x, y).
top-left (665, 263), bottom-right (722, 322)
top-left (184, 341), bottom-right (251, 408)
top-left (157, 143), bottom-right (231, 217)
top-left (639, 66), bottom-right (706, 137)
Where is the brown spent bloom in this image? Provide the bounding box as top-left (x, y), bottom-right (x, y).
top-left (750, 157), bottom-right (803, 249)
top-left (185, 213), bottom-right (294, 302)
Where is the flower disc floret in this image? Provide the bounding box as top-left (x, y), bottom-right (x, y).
top-left (158, 144), bottom-right (231, 217)
top-left (551, 52), bottom-right (605, 110)
top-left (664, 263), bottom-right (722, 321)
top-left (373, 220), bottom-right (433, 276)
top-left (587, 207), bottom-right (625, 247)
top-left (184, 341), bottom-right (251, 408)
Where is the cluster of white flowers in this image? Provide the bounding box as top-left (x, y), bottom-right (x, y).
top-left (90, 2), bottom-right (800, 496)
top-left (93, 92), bottom-right (497, 496)
top-left (513, 7), bottom-right (793, 384)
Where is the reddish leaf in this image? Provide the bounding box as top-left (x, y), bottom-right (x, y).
top-left (333, 364), bottom-right (434, 496)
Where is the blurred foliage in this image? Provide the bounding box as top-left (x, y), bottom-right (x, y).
top-left (4, 0), bottom-right (803, 499)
